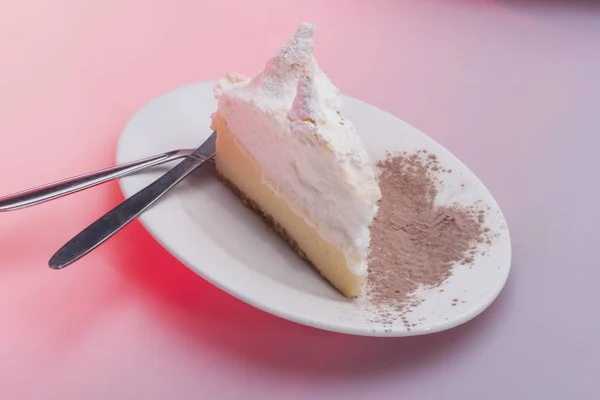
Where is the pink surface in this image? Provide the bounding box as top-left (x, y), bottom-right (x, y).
top-left (1, 0), bottom-right (599, 398)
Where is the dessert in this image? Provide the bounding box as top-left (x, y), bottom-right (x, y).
top-left (210, 22), bottom-right (381, 298)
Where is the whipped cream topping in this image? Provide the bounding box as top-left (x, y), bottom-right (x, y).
top-left (211, 22), bottom-right (382, 275)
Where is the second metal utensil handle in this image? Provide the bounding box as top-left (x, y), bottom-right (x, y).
top-left (48, 132), bottom-right (217, 269)
top-left (0, 150), bottom-right (190, 211)
top-left (48, 152), bottom-right (210, 269)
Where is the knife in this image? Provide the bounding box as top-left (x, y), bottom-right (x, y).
top-left (48, 132), bottom-right (217, 269)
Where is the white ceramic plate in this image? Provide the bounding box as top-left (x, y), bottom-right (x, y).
top-left (116, 81), bottom-right (511, 337)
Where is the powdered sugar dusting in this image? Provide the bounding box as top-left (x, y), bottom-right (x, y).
top-left (247, 22), bottom-right (315, 108)
top-left (288, 63), bottom-right (325, 124)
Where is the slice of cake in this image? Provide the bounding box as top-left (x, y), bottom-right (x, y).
top-left (211, 22), bottom-right (381, 298)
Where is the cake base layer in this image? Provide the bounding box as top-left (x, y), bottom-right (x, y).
top-left (213, 116), bottom-right (365, 298)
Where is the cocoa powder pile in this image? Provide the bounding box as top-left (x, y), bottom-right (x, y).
top-left (367, 151), bottom-right (488, 322)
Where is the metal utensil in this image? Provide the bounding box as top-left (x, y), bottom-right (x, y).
top-left (0, 149), bottom-right (198, 211)
top-left (48, 132), bottom-right (217, 269)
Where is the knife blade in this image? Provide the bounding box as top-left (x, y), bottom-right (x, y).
top-left (48, 132), bottom-right (217, 269)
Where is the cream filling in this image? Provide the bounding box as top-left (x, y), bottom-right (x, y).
top-left (214, 115), bottom-right (365, 297)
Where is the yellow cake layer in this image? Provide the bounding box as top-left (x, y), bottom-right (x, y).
top-left (213, 116), bottom-right (364, 298)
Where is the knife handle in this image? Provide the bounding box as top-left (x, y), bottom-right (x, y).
top-left (0, 150), bottom-right (192, 212)
top-left (48, 154), bottom-right (209, 269)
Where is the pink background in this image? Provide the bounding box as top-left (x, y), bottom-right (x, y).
top-left (1, 0), bottom-right (599, 398)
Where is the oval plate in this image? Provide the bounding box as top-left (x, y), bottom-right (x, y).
top-left (116, 81), bottom-right (511, 337)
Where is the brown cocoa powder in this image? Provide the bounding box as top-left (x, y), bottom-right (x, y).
top-left (367, 151), bottom-right (489, 324)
